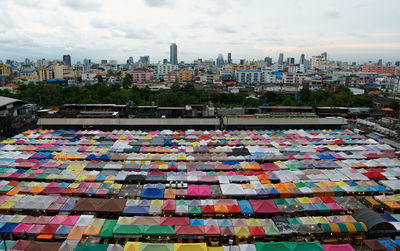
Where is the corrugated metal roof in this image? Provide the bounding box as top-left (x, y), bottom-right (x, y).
top-left (0, 96), bottom-right (24, 108)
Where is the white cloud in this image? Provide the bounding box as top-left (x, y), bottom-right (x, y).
top-left (0, 0), bottom-right (399, 63)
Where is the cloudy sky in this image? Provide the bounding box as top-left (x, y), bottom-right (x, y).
top-left (0, 0), bottom-right (399, 64)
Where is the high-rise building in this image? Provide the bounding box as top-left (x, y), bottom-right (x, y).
top-left (138, 56), bottom-right (150, 65)
top-left (264, 57), bottom-right (272, 66)
top-left (163, 59), bottom-right (168, 64)
top-left (127, 57), bottom-right (134, 64)
top-left (170, 43), bottom-right (178, 65)
top-left (278, 53), bottom-right (284, 65)
top-left (227, 53), bottom-right (232, 64)
top-left (321, 52), bottom-right (327, 61)
top-left (239, 59), bottom-right (245, 65)
top-left (109, 60), bottom-right (118, 65)
top-left (216, 54), bottom-right (224, 66)
top-left (299, 54), bottom-right (305, 65)
top-left (83, 59), bottom-right (91, 65)
top-left (101, 60), bottom-right (108, 65)
top-left (286, 57), bottom-right (295, 65)
top-left (395, 61), bottom-right (400, 67)
top-left (63, 55), bottom-right (71, 67)
top-left (377, 59), bottom-right (383, 66)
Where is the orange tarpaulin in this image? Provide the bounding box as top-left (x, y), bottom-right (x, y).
top-left (67, 226), bottom-right (87, 240)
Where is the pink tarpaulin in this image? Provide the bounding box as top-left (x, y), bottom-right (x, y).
top-left (249, 200), bottom-right (280, 214)
top-left (261, 163), bottom-right (280, 171)
top-left (160, 217), bottom-right (190, 226)
top-left (175, 225), bottom-right (204, 236)
top-left (61, 216), bottom-right (80, 226)
top-left (187, 185), bottom-right (211, 197)
top-left (322, 244), bottom-right (355, 251)
top-left (204, 225), bottom-right (220, 235)
top-left (162, 200), bottom-right (176, 212)
top-left (12, 224), bottom-right (32, 234)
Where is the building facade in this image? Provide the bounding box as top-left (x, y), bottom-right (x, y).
top-left (34, 68), bottom-right (54, 81)
top-left (235, 69), bottom-right (262, 83)
top-left (131, 70), bottom-right (153, 83)
top-left (361, 63), bottom-right (396, 75)
top-left (157, 64), bottom-right (178, 75)
top-left (232, 62), bottom-right (258, 71)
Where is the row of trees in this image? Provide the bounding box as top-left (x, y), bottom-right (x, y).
top-left (0, 82), bottom-right (374, 108)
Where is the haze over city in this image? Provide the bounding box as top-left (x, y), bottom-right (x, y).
top-left (0, 0), bottom-right (399, 63)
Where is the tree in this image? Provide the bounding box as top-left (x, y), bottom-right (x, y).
top-left (96, 75), bottom-right (103, 83)
top-left (122, 74), bottom-right (133, 89)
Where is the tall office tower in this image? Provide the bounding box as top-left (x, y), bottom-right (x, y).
top-left (286, 57), bottom-right (295, 65)
top-left (239, 59), bottom-right (245, 65)
top-left (216, 54), bottom-right (224, 66)
top-left (264, 57), bottom-right (272, 66)
top-left (395, 61), bottom-right (400, 67)
top-left (163, 59), bottom-right (168, 64)
top-left (299, 54), bottom-right (305, 65)
top-left (170, 43), bottom-right (178, 65)
top-left (377, 59), bottom-right (383, 66)
top-left (83, 59), bottom-right (91, 65)
top-left (138, 56), bottom-right (150, 65)
top-left (227, 53), bottom-right (232, 64)
top-left (63, 55), bottom-right (71, 67)
top-left (101, 60), bottom-right (108, 64)
top-left (321, 52), bottom-right (327, 61)
top-left (278, 53), bottom-right (284, 65)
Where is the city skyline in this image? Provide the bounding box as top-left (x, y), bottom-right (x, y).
top-left (0, 0), bottom-right (399, 63)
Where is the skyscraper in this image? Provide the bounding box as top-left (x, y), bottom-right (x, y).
top-left (286, 57), bottom-right (295, 65)
top-left (278, 53), bottom-right (284, 65)
top-left (264, 57), bottom-right (272, 66)
top-left (139, 56), bottom-right (150, 65)
top-left (377, 59), bottom-right (383, 66)
top-left (321, 52), bottom-right (327, 61)
top-left (63, 55), bottom-right (71, 67)
top-left (299, 54), bottom-right (305, 65)
top-left (170, 43), bottom-right (178, 65)
top-left (216, 54), bottom-right (224, 66)
top-left (227, 53), bottom-right (232, 64)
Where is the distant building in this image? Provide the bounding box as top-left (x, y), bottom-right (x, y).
top-left (288, 64), bottom-right (305, 74)
top-left (227, 53), bottom-right (232, 64)
top-left (157, 64), bottom-right (178, 75)
top-left (239, 59), bottom-right (245, 65)
top-left (131, 69), bottom-right (153, 83)
top-left (163, 59), bottom-right (168, 64)
top-left (170, 43), bottom-right (178, 65)
top-left (278, 53), bottom-right (284, 65)
top-left (34, 68), bottom-right (54, 81)
top-left (0, 65), bottom-right (11, 75)
top-left (232, 62), bottom-right (258, 71)
top-left (264, 57), bottom-right (272, 66)
top-left (286, 57), bottom-right (295, 65)
top-left (62, 55), bottom-right (71, 67)
top-left (101, 59), bottom-right (108, 64)
top-left (395, 61), bottom-right (400, 67)
top-left (83, 59), bottom-right (91, 65)
top-left (216, 54), bottom-right (224, 66)
top-left (311, 55), bottom-right (326, 70)
top-left (178, 71), bottom-right (192, 82)
top-left (109, 60), bottom-right (118, 65)
top-left (362, 63), bottom-right (396, 75)
top-left (321, 52), bottom-right (327, 61)
top-left (299, 54), bottom-right (305, 65)
top-left (377, 59), bottom-right (383, 66)
top-left (235, 69), bottom-right (262, 83)
top-left (54, 65), bottom-right (71, 79)
top-left (138, 56), bottom-right (149, 65)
